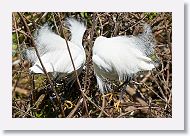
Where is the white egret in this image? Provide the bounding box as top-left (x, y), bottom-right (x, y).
top-left (92, 24), bottom-right (159, 113)
top-left (22, 18), bottom-right (86, 84)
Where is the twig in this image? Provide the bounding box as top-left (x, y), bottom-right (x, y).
top-left (152, 72), bottom-right (167, 101)
top-left (82, 92), bottom-right (111, 117)
top-left (125, 14), bottom-right (147, 32)
top-left (67, 97), bottom-right (83, 118)
top-left (30, 74), bottom-right (35, 107)
top-left (97, 13), bottom-right (103, 36)
top-left (163, 13), bottom-right (172, 54)
top-left (52, 13), bottom-right (60, 35)
top-left (143, 83), bottom-right (171, 107)
top-left (84, 13), bottom-right (97, 93)
top-left (12, 106), bottom-right (35, 118)
top-left (57, 13), bottom-right (89, 116)
top-left (35, 12), bottom-right (48, 23)
top-left (17, 12), bottom-right (65, 117)
top-left (113, 14), bottom-right (120, 37)
top-left (117, 106), bottom-right (161, 118)
top-left (12, 13), bottom-right (23, 97)
top-left (62, 13), bottom-right (110, 117)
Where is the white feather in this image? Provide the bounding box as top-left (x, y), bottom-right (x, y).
top-left (92, 24), bottom-right (157, 93)
top-left (65, 18), bottom-right (86, 47)
top-left (23, 18), bottom-right (86, 82)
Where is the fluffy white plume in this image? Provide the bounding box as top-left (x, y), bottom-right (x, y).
top-left (22, 18), bottom-right (86, 82)
top-left (92, 24), bottom-right (159, 93)
top-left (65, 18), bottom-right (86, 47)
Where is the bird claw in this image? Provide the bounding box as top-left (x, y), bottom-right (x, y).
top-left (107, 93), bottom-right (113, 103)
top-left (101, 93), bottom-right (113, 103)
top-left (114, 100), bottom-right (121, 112)
top-left (63, 100), bottom-right (73, 110)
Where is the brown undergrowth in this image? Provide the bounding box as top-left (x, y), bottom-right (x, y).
top-left (12, 12), bottom-right (172, 118)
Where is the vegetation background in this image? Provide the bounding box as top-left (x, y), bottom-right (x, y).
top-left (12, 12), bottom-right (172, 118)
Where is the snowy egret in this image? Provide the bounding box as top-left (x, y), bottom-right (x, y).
top-left (93, 24), bottom-right (158, 93)
top-left (92, 24), bottom-right (159, 113)
top-left (22, 18), bottom-right (86, 84)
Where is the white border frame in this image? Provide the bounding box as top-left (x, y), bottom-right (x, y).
top-left (0, 0), bottom-right (184, 130)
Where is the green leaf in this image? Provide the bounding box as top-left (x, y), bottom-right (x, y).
top-left (150, 53), bottom-right (157, 61)
top-left (80, 12), bottom-right (85, 18)
top-left (145, 12), bottom-right (158, 20)
top-left (12, 33), bottom-right (17, 44)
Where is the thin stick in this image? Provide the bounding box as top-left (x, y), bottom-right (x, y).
top-left (57, 13), bottom-right (88, 116)
top-left (12, 106), bottom-right (35, 118)
top-left (163, 13), bottom-right (172, 54)
top-left (143, 83), bottom-right (171, 107)
top-left (67, 97), bottom-right (83, 118)
top-left (17, 12), bottom-right (65, 117)
top-left (35, 12), bottom-right (48, 23)
top-left (84, 13), bottom-right (97, 92)
top-left (52, 13), bottom-right (60, 35)
top-left (82, 92), bottom-right (110, 117)
top-left (58, 13), bottom-right (110, 117)
top-left (12, 13), bottom-right (23, 97)
top-left (125, 14), bottom-right (147, 32)
top-left (117, 106), bottom-right (161, 118)
top-left (98, 94), bottom-right (106, 117)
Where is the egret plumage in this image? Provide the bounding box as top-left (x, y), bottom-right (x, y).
top-left (22, 18), bottom-right (86, 83)
top-left (92, 24), bottom-right (159, 94)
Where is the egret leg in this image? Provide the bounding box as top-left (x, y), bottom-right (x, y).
top-left (114, 89), bottom-right (125, 112)
top-left (118, 76), bottom-right (132, 90)
top-left (114, 77), bottom-right (131, 112)
top-left (98, 93), bottom-right (113, 117)
top-left (119, 76), bottom-right (132, 101)
top-left (119, 88), bottom-right (125, 102)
